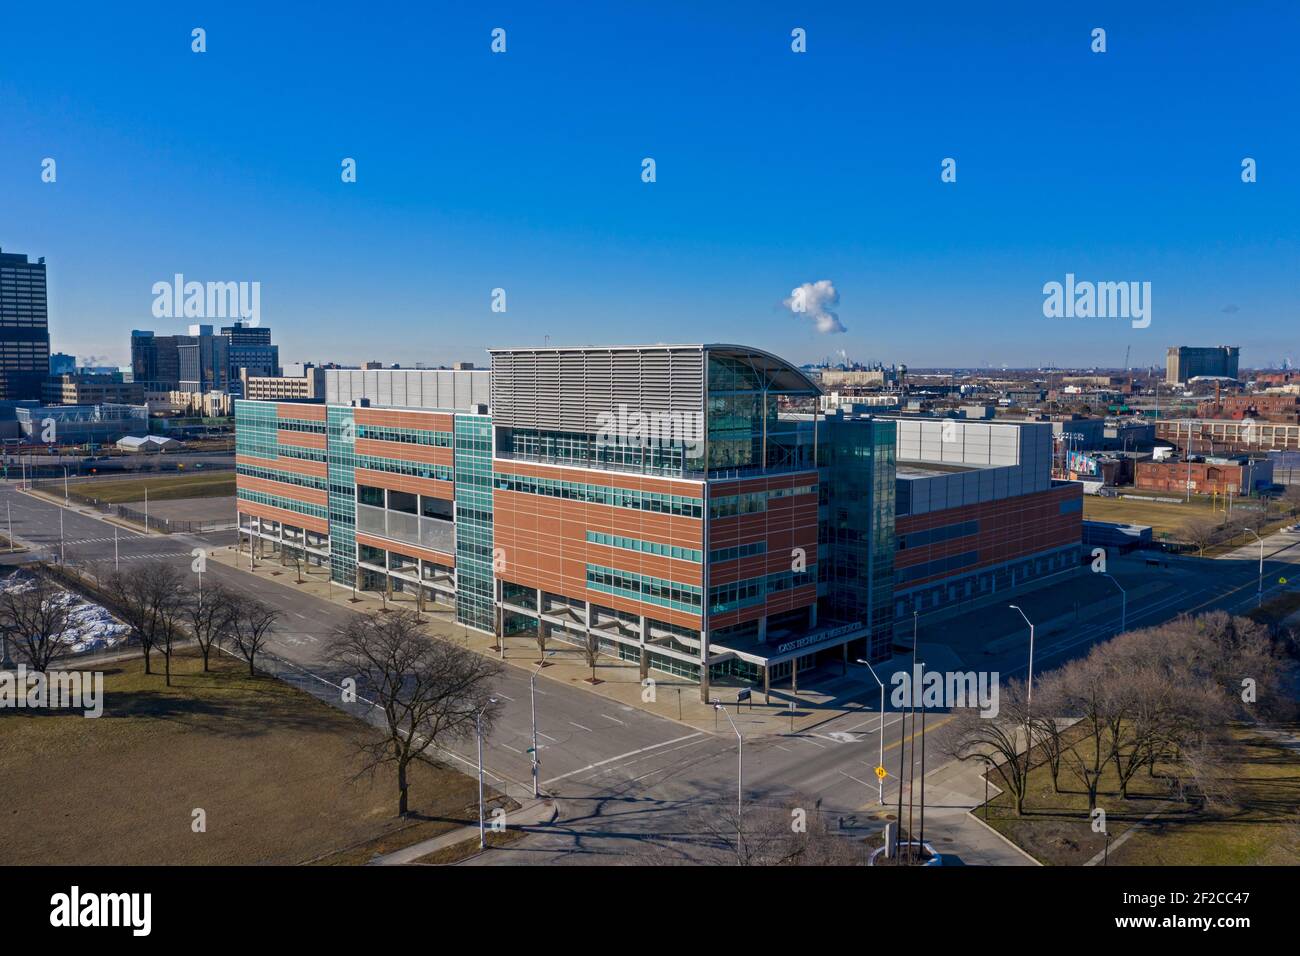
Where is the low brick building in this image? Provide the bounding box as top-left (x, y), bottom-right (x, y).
top-left (1134, 457), bottom-right (1274, 495)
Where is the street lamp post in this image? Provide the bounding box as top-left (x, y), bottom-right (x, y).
top-left (855, 657), bottom-right (888, 804)
top-left (476, 698), bottom-right (498, 849)
top-left (1100, 572), bottom-right (1127, 632)
top-left (1009, 604), bottom-right (1036, 708)
top-left (530, 654), bottom-right (552, 798)
top-left (713, 703), bottom-right (743, 820)
top-left (1245, 528), bottom-right (1264, 607)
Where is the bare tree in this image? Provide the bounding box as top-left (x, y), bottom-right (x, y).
top-left (581, 630), bottom-right (602, 683)
top-left (1183, 516), bottom-right (1220, 557)
top-left (104, 561), bottom-right (184, 676)
top-left (1054, 654), bottom-right (1113, 811)
top-left (1026, 681), bottom-right (1068, 794)
top-left (0, 567), bottom-right (73, 672)
top-left (1282, 483), bottom-right (1300, 518)
top-left (327, 610), bottom-right (502, 816)
top-left (182, 580), bottom-right (236, 672)
top-left (685, 795), bottom-right (868, 866)
top-left (944, 678), bottom-right (1034, 816)
top-left (226, 593), bottom-right (280, 677)
top-left (1184, 611), bottom-right (1287, 718)
top-left (534, 622), bottom-right (549, 665)
top-left (153, 583), bottom-right (186, 687)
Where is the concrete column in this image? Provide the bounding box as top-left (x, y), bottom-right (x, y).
top-left (809, 603), bottom-right (818, 628)
top-left (792, 657), bottom-right (798, 696)
top-left (638, 615), bottom-right (648, 679)
top-left (842, 641), bottom-right (848, 676)
top-left (763, 664), bottom-right (770, 705)
top-left (757, 616), bottom-right (768, 643)
top-left (699, 629), bottom-right (710, 703)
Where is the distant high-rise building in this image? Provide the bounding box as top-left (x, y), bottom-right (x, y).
top-left (222, 321), bottom-right (278, 397)
top-left (49, 352), bottom-right (76, 375)
top-left (177, 324), bottom-right (228, 393)
top-left (130, 330), bottom-right (182, 389)
top-left (1166, 346), bottom-right (1240, 384)
top-left (0, 248), bottom-right (52, 400)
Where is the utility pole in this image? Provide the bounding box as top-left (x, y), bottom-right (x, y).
top-left (895, 670), bottom-right (908, 861)
top-left (918, 657), bottom-right (927, 855)
top-left (907, 639), bottom-right (919, 864)
top-left (6, 501), bottom-right (11, 553)
top-left (114, 525), bottom-right (119, 571)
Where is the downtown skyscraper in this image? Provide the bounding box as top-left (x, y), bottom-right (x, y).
top-left (0, 248), bottom-right (51, 401)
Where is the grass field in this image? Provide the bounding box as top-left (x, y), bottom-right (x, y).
top-left (984, 724), bottom-right (1300, 865)
top-left (67, 471), bottom-right (233, 504)
top-left (1084, 494), bottom-right (1296, 548)
top-left (1083, 495), bottom-right (1213, 537)
top-left (0, 650), bottom-right (498, 865)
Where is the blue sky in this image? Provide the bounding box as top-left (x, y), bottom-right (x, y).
top-left (2, 1), bottom-right (1296, 370)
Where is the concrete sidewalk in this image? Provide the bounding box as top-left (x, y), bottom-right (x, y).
top-left (910, 759), bottom-right (1041, 866)
top-left (841, 731), bottom-right (1046, 866)
top-left (371, 798), bottom-right (558, 865)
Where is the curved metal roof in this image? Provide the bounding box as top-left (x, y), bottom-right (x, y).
top-left (703, 343), bottom-right (822, 394)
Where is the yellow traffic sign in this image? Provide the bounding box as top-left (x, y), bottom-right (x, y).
top-left (875, 765), bottom-right (887, 780)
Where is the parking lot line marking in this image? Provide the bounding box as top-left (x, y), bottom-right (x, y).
top-left (600, 713), bottom-right (625, 725)
top-left (568, 721), bottom-right (592, 732)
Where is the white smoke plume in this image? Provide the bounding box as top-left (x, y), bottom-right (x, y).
top-left (783, 279), bottom-right (846, 334)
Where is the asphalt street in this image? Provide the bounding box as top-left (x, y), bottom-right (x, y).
top-left (4, 481), bottom-right (1297, 864)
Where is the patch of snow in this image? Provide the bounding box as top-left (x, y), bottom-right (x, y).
top-left (0, 571), bottom-right (132, 655)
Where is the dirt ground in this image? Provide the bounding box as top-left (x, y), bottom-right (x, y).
top-left (0, 650), bottom-right (489, 865)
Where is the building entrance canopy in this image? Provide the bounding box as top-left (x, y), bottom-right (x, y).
top-left (710, 621), bottom-right (866, 668)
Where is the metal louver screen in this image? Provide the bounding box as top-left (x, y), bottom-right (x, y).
top-left (490, 347), bottom-right (704, 432)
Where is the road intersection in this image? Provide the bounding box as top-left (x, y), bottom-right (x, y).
top-left (5, 481), bottom-right (1297, 864)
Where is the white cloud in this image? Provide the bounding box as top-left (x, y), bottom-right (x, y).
top-left (783, 279), bottom-right (845, 334)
